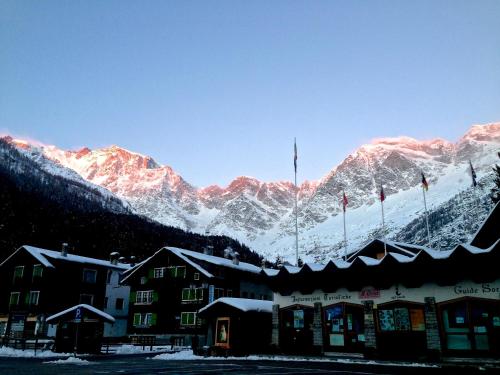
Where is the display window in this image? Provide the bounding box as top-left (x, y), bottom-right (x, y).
top-left (440, 298), bottom-right (500, 353)
top-left (323, 303), bottom-right (364, 352)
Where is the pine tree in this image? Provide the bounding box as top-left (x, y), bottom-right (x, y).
top-left (491, 163), bottom-right (500, 204)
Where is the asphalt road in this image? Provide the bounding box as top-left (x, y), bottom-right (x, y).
top-left (1, 357), bottom-right (499, 375)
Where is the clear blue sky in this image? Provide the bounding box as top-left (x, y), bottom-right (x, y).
top-left (1, 0), bottom-right (499, 187)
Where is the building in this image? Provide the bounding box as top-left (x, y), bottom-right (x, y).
top-left (265, 203), bottom-right (500, 359)
top-left (121, 246), bottom-right (272, 346)
top-left (0, 244), bottom-right (131, 341)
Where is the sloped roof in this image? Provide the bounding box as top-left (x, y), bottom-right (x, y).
top-left (121, 246), bottom-right (263, 284)
top-left (0, 245), bottom-right (130, 271)
top-left (46, 304), bottom-right (115, 323)
top-left (198, 297), bottom-right (273, 315)
top-left (470, 201), bottom-right (499, 248)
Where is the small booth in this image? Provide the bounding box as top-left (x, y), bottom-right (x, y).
top-left (198, 297), bottom-right (272, 356)
top-left (46, 304), bottom-right (115, 354)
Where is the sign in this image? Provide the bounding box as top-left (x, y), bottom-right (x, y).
top-left (74, 307), bottom-right (83, 323)
top-left (359, 287), bottom-right (380, 300)
top-left (215, 317), bottom-right (230, 348)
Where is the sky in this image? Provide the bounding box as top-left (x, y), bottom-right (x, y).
top-left (1, 0), bottom-right (499, 187)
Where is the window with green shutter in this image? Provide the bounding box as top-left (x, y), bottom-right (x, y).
top-left (152, 291), bottom-right (159, 303)
top-left (13, 266), bottom-right (24, 282)
top-left (32, 264), bottom-right (43, 280)
top-left (180, 312), bottom-right (196, 326)
top-left (9, 292), bottom-right (20, 306)
top-left (150, 313), bottom-right (157, 326)
top-left (133, 313), bottom-right (141, 326)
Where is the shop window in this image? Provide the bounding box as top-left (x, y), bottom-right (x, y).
top-left (378, 306), bottom-right (419, 332)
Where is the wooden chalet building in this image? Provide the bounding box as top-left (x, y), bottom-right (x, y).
top-left (121, 246), bottom-right (272, 346)
top-left (265, 202), bottom-right (500, 359)
top-left (0, 244), bottom-right (130, 341)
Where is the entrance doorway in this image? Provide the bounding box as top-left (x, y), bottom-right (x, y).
top-left (280, 305), bottom-right (314, 354)
top-left (440, 298), bottom-right (500, 355)
top-left (323, 303), bottom-right (364, 353)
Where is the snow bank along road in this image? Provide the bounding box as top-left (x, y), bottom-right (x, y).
top-left (0, 357), bottom-right (498, 375)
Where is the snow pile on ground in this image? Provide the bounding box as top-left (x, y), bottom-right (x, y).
top-left (0, 346), bottom-right (69, 358)
top-left (113, 344), bottom-right (171, 354)
top-left (152, 350), bottom-right (439, 368)
top-left (44, 357), bottom-right (93, 365)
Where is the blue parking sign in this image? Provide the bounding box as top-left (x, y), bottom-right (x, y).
top-left (75, 307), bottom-right (82, 323)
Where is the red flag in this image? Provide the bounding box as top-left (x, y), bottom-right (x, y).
top-left (342, 192), bottom-right (348, 212)
top-left (380, 185), bottom-right (385, 202)
top-left (421, 172), bottom-right (429, 191)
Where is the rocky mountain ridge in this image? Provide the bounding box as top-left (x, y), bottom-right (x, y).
top-left (3, 122), bottom-right (499, 262)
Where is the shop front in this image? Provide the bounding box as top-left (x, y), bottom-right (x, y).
top-left (279, 304), bottom-right (314, 354)
top-left (323, 303), bottom-right (364, 353)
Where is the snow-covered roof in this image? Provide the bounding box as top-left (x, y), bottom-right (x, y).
top-left (121, 246), bottom-right (264, 284)
top-left (46, 304), bottom-right (115, 323)
top-left (198, 297), bottom-right (273, 315)
top-left (0, 245), bottom-right (131, 270)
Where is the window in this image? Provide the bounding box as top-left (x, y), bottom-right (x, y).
top-left (13, 266), bottom-right (24, 282)
top-left (9, 292), bottom-right (20, 306)
top-left (80, 294), bottom-right (94, 305)
top-left (180, 312), bottom-right (196, 326)
top-left (168, 266), bottom-right (186, 279)
top-left (32, 264), bottom-right (43, 280)
top-left (194, 273), bottom-right (200, 281)
top-left (226, 290), bottom-right (233, 297)
top-left (29, 291), bottom-right (40, 306)
top-left (378, 306), bottom-right (424, 332)
top-left (115, 298), bottom-right (124, 310)
top-left (136, 290), bottom-right (154, 304)
top-left (82, 269), bottom-right (97, 284)
top-left (140, 276), bottom-right (147, 285)
top-left (182, 288), bottom-right (203, 302)
top-left (154, 268), bottom-right (165, 278)
top-left (133, 313), bottom-right (156, 327)
top-left (104, 297), bottom-right (108, 308)
top-left (106, 270), bottom-right (112, 284)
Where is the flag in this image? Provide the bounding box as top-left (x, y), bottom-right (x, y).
top-left (421, 172), bottom-right (429, 191)
top-left (342, 191), bottom-right (348, 212)
top-left (293, 139), bottom-right (297, 173)
top-left (469, 160), bottom-right (477, 187)
top-left (380, 185), bottom-right (385, 202)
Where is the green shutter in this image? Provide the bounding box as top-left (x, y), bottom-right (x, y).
top-left (133, 313), bottom-right (141, 326)
top-left (24, 293), bottom-right (29, 305)
top-left (153, 291), bottom-right (159, 302)
top-left (151, 313), bottom-right (157, 326)
top-left (148, 268), bottom-right (154, 278)
top-left (130, 291), bottom-right (136, 304)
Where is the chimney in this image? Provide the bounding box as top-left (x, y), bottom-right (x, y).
top-left (203, 246), bottom-right (214, 256)
top-left (223, 246), bottom-right (233, 259)
top-left (130, 255), bottom-right (136, 267)
top-left (109, 251), bottom-right (120, 265)
top-left (232, 251), bottom-right (240, 265)
top-left (61, 243), bottom-right (68, 257)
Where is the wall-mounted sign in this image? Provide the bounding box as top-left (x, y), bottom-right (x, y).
top-left (359, 287), bottom-right (380, 300)
top-left (215, 317), bottom-right (230, 348)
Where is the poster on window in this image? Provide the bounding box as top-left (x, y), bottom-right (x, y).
top-left (293, 310), bottom-right (304, 329)
top-left (410, 309), bottom-right (425, 331)
top-left (378, 310), bottom-right (395, 331)
top-left (394, 308), bottom-right (410, 331)
top-left (215, 317), bottom-right (230, 348)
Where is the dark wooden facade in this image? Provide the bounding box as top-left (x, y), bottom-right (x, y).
top-left (121, 247), bottom-right (272, 346)
top-left (0, 245), bottom-right (128, 341)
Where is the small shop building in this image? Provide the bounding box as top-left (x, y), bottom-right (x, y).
top-left (46, 304), bottom-right (115, 353)
top-left (198, 297), bottom-right (273, 355)
top-left (265, 202), bottom-right (500, 359)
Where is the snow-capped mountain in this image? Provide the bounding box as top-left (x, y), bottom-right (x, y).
top-left (2, 122), bottom-right (499, 263)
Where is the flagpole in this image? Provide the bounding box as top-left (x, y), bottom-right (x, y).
top-left (422, 186), bottom-right (431, 245)
top-left (381, 190), bottom-right (387, 256)
top-left (342, 190), bottom-right (347, 261)
top-left (294, 138), bottom-right (299, 266)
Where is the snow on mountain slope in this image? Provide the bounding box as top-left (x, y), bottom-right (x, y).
top-left (3, 122), bottom-right (500, 263)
